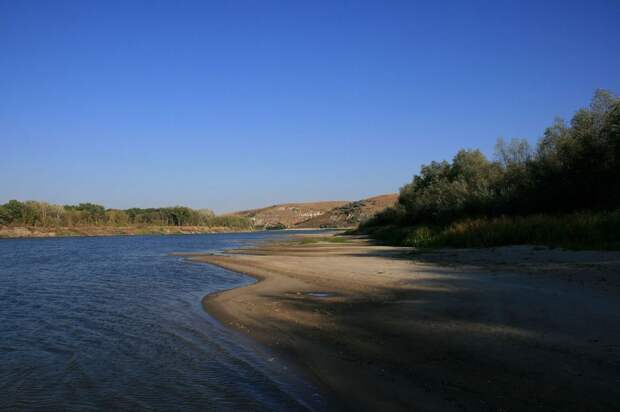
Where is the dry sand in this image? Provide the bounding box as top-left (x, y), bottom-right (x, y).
top-left (190, 235), bottom-right (620, 411)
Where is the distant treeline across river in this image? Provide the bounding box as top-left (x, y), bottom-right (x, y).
top-left (0, 201), bottom-right (252, 230)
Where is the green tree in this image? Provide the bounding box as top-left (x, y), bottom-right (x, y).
top-left (4, 200), bottom-right (24, 223)
top-left (0, 205), bottom-right (10, 225)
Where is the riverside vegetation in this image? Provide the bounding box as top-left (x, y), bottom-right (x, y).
top-left (0, 202), bottom-right (252, 237)
top-left (357, 89), bottom-right (620, 250)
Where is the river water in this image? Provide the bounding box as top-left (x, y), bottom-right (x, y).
top-left (0, 231), bottom-right (325, 411)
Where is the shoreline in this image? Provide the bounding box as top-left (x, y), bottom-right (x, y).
top-left (0, 226), bottom-right (258, 239)
top-left (0, 226), bottom-right (344, 240)
top-left (199, 270), bottom-right (343, 411)
top-left (193, 234), bottom-right (620, 411)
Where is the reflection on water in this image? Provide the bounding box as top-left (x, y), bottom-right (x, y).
top-left (0, 232), bottom-right (324, 411)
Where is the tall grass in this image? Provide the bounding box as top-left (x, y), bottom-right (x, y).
top-left (362, 211), bottom-right (620, 250)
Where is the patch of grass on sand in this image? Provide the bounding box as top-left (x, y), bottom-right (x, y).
top-left (299, 236), bottom-right (350, 245)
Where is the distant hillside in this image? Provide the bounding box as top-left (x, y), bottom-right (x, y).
top-left (228, 194), bottom-right (398, 229)
top-left (295, 194), bottom-right (398, 228)
top-left (229, 201), bottom-right (350, 229)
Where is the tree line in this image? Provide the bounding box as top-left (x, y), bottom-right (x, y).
top-left (361, 89), bottom-right (620, 248)
top-left (0, 201), bottom-right (252, 229)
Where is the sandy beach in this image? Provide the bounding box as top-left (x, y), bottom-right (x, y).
top-left (191, 235), bottom-right (620, 411)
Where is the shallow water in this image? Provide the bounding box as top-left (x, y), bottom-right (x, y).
top-left (304, 292), bottom-right (334, 298)
top-left (0, 232), bottom-right (325, 411)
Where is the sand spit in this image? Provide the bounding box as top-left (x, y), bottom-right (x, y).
top-left (192, 235), bottom-right (620, 411)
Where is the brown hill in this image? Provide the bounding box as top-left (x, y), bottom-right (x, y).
top-left (229, 200), bottom-right (349, 229)
top-left (228, 194), bottom-right (398, 229)
top-left (295, 193), bottom-right (398, 228)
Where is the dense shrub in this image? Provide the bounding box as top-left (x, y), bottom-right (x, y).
top-left (399, 211), bottom-right (620, 250)
top-left (365, 90), bottom-right (620, 228)
top-left (360, 90), bottom-right (620, 249)
top-left (397, 150), bottom-right (503, 224)
top-left (0, 200), bottom-right (253, 230)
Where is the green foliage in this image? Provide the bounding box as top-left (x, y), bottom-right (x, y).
top-left (0, 205), bottom-right (10, 225)
top-left (397, 211), bottom-right (620, 250)
top-left (4, 200), bottom-right (24, 222)
top-left (0, 200), bottom-right (252, 230)
top-left (526, 89), bottom-right (620, 213)
top-left (361, 89), bottom-right (620, 249)
top-left (64, 203), bottom-right (106, 225)
top-left (397, 150), bottom-right (502, 224)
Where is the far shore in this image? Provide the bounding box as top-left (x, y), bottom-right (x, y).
top-left (192, 234), bottom-right (620, 411)
top-left (0, 225), bottom-right (254, 239)
top-left (0, 225), bottom-right (352, 239)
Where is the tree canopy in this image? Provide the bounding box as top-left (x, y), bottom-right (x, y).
top-left (0, 201), bottom-right (251, 230)
top-left (365, 89), bottom-right (620, 229)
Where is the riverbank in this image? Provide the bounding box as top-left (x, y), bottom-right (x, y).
top-left (193, 234), bottom-right (620, 411)
top-left (357, 210), bottom-right (620, 251)
top-left (0, 225), bottom-right (254, 239)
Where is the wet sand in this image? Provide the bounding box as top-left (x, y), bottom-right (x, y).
top-left (191, 235), bottom-right (620, 411)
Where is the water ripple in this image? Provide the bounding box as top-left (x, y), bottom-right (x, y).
top-left (0, 232), bottom-right (324, 411)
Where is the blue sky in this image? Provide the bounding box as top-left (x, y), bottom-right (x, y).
top-left (1, 0), bottom-right (619, 212)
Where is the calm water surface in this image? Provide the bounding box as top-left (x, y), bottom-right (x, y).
top-left (0, 232), bottom-right (325, 411)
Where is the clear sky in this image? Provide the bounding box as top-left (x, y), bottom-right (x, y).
top-left (1, 0), bottom-right (619, 213)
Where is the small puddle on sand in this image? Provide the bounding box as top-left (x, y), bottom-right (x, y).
top-left (304, 292), bottom-right (334, 298)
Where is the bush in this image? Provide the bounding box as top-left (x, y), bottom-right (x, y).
top-left (391, 211), bottom-right (620, 250)
top-left (0, 200), bottom-right (253, 230)
top-left (359, 89), bottom-right (620, 250)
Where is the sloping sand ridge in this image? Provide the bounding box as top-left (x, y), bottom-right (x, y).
top-left (190, 235), bottom-right (620, 411)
